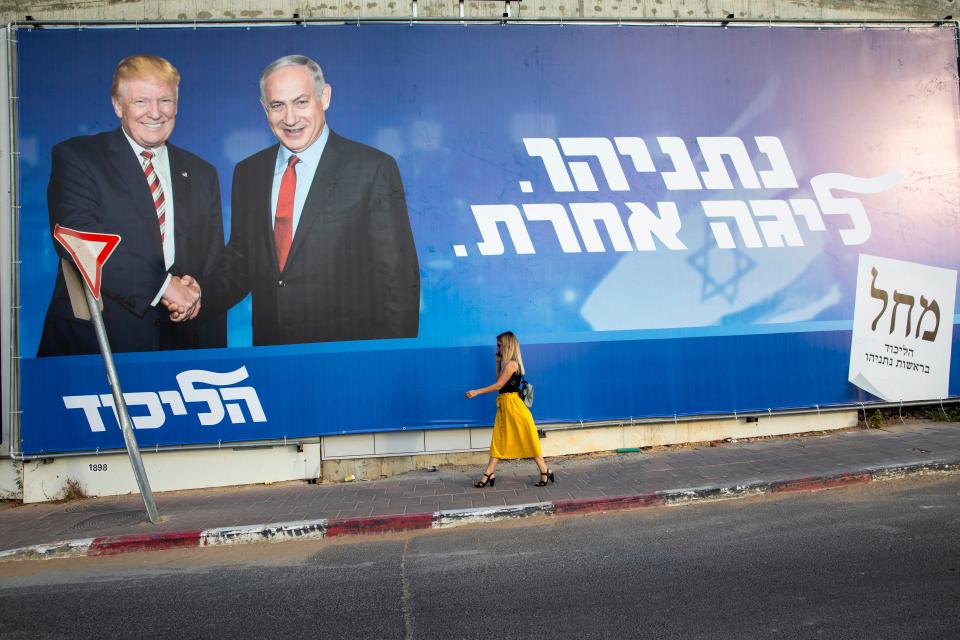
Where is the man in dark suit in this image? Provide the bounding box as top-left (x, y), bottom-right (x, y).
top-left (205, 54), bottom-right (419, 346)
top-left (37, 54), bottom-right (225, 356)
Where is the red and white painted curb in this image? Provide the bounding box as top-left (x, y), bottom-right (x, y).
top-left (1, 460), bottom-right (956, 562)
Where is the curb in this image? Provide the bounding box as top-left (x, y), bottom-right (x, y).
top-left (2, 460), bottom-right (957, 563)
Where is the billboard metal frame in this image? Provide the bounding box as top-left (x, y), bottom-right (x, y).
top-left (7, 17), bottom-right (960, 28)
top-left (1, 25), bottom-right (18, 459)
top-left (2, 18), bottom-right (958, 460)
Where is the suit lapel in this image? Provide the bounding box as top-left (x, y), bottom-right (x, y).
top-left (256, 146), bottom-right (283, 275)
top-left (167, 145), bottom-right (192, 273)
top-left (107, 129), bottom-right (162, 247)
top-left (285, 132), bottom-right (342, 269)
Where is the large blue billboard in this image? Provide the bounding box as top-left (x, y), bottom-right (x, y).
top-left (14, 24), bottom-right (960, 454)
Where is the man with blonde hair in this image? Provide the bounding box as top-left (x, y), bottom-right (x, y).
top-left (38, 54), bottom-right (226, 355)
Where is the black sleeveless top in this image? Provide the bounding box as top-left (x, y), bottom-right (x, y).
top-left (499, 366), bottom-right (523, 394)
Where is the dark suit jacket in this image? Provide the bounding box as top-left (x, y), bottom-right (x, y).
top-left (37, 128), bottom-right (226, 356)
top-left (208, 130), bottom-right (419, 346)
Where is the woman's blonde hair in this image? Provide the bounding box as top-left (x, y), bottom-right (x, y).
top-left (497, 331), bottom-right (525, 376)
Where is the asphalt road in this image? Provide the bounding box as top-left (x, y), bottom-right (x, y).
top-left (1, 474), bottom-right (958, 639)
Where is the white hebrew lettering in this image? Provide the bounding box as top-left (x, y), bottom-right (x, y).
top-left (62, 367), bottom-right (269, 433)
top-left (177, 366), bottom-right (253, 427)
top-left (755, 136), bottom-right (799, 189)
top-left (749, 199), bottom-right (804, 247)
top-left (175, 374), bottom-right (224, 427)
top-left (121, 392), bottom-right (165, 430)
top-left (471, 205), bottom-right (535, 255)
top-left (523, 204), bottom-right (583, 253)
top-left (658, 137), bottom-right (703, 190)
top-left (98, 392), bottom-right (165, 430)
top-left (469, 136), bottom-right (901, 255)
top-left (702, 201), bottom-right (763, 249)
top-left (159, 390), bottom-right (187, 415)
top-left (63, 395), bottom-right (105, 432)
top-left (614, 137), bottom-right (656, 173)
top-left (624, 201), bottom-right (687, 251)
top-left (570, 203), bottom-right (633, 253)
top-left (523, 138), bottom-right (574, 192)
top-left (698, 137), bottom-right (762, 190)
top-left (97, 395), bottom-right (119, 428)
top-left (219, 386), bottom-right (268, 424)
top-left (811, 172), bottom-right (902, 245)
top-left (789, 199), bottom-right (826, 232)
top-left (559, 137), bottom-right (630, 191)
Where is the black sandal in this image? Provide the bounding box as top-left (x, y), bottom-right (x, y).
top-left (474, 473), bottom-right (496, 488)
top-left (535, 469), bottom-right (555, 486)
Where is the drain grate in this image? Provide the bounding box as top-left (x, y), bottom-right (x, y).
top-left (70, 510), bottom-right (147, 531)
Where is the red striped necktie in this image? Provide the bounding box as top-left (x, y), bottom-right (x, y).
top-left (140, 150), bottom-right (166, 242)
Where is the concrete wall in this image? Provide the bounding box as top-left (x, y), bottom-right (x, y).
top-left (8, 412), bottom-right (858, 501)
top-left (0, 458), bottom-right (21, 499)
top-left (319, 411), bottom-right (858, 482)
top-left (1, 1), bottom-right (955, 23)
top-left (17, 441), bottom-right (321, 503)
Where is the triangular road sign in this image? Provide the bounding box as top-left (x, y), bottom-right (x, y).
top-left (52, 225), bottom-right (122, 300)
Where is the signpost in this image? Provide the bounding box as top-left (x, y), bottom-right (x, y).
top-left (52, 224), bottom-right (160, 524)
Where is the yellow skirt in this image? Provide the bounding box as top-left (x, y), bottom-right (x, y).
top-left (489, 392), bottom-right (542, 459)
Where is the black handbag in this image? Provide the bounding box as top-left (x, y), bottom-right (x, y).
top-left (518, 375), bottom-right (534, 408)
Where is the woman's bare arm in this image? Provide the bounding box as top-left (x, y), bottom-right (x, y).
top-left (465, 361), bottom-right (518, 399)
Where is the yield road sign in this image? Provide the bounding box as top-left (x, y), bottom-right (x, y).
top-left (52, 224), bottom-right (121, 300)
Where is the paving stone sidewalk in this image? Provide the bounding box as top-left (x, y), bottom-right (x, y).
top-left (2, 420), bottom-right (959, 554)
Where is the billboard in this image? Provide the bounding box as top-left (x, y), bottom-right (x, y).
top-left (14, 24), bottom-right (960, 454)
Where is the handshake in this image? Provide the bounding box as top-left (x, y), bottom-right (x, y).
top-left (160, 274), bottom-right (202, 322)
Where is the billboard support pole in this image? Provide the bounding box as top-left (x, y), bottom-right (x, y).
top-left (82, 281), bottom-right (160, 524)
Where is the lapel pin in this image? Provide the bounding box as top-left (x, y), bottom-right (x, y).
top-left (181, 171), bottom-right (189, 177)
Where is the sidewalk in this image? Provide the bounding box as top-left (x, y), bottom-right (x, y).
top-left (2, 419), bottom-right (959, 561)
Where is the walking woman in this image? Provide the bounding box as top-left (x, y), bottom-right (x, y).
top-left (464, 331), bottom-right (555, 488)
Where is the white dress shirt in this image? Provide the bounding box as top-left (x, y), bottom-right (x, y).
top-left (271, 124), bottom-right (330, 236)
top-left (122, 130), bottom-right (175, 305)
